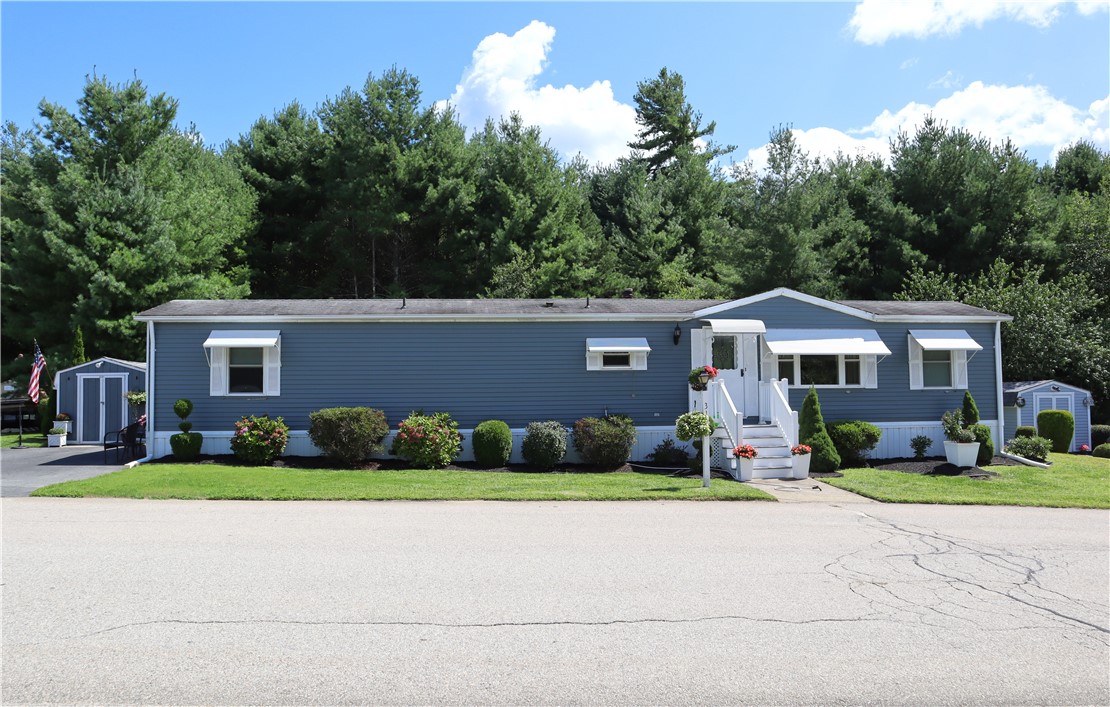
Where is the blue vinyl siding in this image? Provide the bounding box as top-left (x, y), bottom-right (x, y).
top-left (705, 297), bottom-right (1000, 422)
top-left (153, 321), bottom-right (695, 433)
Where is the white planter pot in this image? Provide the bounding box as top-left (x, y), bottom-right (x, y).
top-left (736, 458), bottom-right (754, 482)
top-left (47, 434), bottom-right (67, 448)
top-left (793, 454), bottom-right (811, 479)
top-left (943, 441), bottom-right (980, 468)
top-left (53, 420), bottom-right (71, 435)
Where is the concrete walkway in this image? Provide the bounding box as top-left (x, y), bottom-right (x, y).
top-left (745, 476), bottom-right (877, 503)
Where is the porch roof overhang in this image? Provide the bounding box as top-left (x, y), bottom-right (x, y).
top-left (702, 319), bottom-right (766, 334)
top-left (585, 338), bottom-right (652, 353)
top-left (764, 329), bottom-right (892, 356)
top-left (908, 330), bottom-right (982, 351)
top-left (202, 330), bottom-right (281, 348)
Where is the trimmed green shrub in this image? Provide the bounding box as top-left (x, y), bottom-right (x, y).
top-left (969, 423), bottom-right (995, 465)
top-left (910, 435), bottom-right (933, 459)
top-left (1005, 436), bottom-right (1052, 463)
top-left (1093, 443), bottom-right (1110, 458)
top-left (1015, 425), bottom-right (1037, 438)
top-left (573, 414), bottom-right (637, 468)
top-left (1037, 409), bottom-right (1075, 453)
top-left (36, 394), bottom-right (52, 435)
top-left (169, 398), bottom-right (202, 461)
top-left (231, 414), bottom-right (290, 465)
top-left (647, 437), bottom-right (692, 466)
top-left (799, 387), bottom-right (840, 473)
top-left (1092, 425), bottom-right (1110, 447)
top-left (675, 411), bottom-right (715, 441)
top-left (826, 420), bottom-right (882, 466)
top-left (390, 411), bottom-right (463, 469)
top-left (472, 419), bottom-right (513, 468)
top-left (522, 420), bottom-right (567, 470)
top-left (48, 427), bottom-right (67, 436)
top-left (961, 391), bottom-right (980, 426)
top-left (308, 407), bottom-right (389, 466)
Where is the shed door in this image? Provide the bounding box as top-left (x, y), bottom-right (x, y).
top-left (79, 378), bottom-right (100, 443)
top-left (1034, 393), bottom-right (1075, 450)
top-left (76, 374), bottom-right (128, 444)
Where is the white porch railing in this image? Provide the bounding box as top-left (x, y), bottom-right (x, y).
top-left (709, 380), bottom-right (743, 448)
top-left (769, 378), bottom-right (799, 449)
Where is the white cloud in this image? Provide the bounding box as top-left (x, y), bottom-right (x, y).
top-left (899, 57), bottom-right (920, 70)
top-left (439, 20), bottom-right (639, 166)
top-left (847, 0), bottom-right (1105, 44)
top-left (744, 82), bottom-right (1110, 169)
top-left (928, 70), bottom-right (963, 90)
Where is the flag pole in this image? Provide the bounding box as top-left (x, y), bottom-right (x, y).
top-left (12, 399), bottom-right (27, 449)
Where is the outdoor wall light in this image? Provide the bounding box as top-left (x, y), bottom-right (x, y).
top-left (673, 324), bottom-right (682, 345)
top-left (1015, 396), bottom-right (1026, 408)
top-left (1051, 384), bottom-right (1061, 391)
top-left (1083, 396), bottom-right (1094, 407)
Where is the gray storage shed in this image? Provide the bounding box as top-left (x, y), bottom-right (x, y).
top-left (53, 357), bottom-right (146, 444)
top-left (1003, 380), bottom-right (1094, 451)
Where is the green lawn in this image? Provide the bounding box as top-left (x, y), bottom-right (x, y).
top-left (1, 433), bottom-right (46, 448)
top-left (823, 453), bottom-right (1110, 509)
top-left (31, 464), bottom-right (776, 501)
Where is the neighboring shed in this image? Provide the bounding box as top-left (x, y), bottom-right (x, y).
top-left (1003, 380), bottom-right (1093, 451)
top-left (53, 357), bottom-right (147, 444)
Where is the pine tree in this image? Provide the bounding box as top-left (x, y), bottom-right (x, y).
top-left (799, 386), bottom-right (841, 473)
top-left (71, 326), bottom-right (88, 366)
top-left (961, 390), bottom-right (980, 426)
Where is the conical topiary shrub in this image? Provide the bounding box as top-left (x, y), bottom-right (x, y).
top-left (799, 386), bottom-right (840, 473)
top-left (961, 391), bottom-right (980, 426)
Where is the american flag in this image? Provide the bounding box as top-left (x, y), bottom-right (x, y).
top-left (27, 341), bottom-right (47, 404)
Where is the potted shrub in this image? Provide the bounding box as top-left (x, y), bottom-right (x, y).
top-left (125, 390), bottom-right (147, 422)
top-left (732, 443), bottom-right (758, 481)
top-left (688, 366), bottom-right (719, 392)
top-left (791, 444), bottom-right (812, 479)
top-left (53, 412), bottom-right (72, 435)
top-left (47, 426), bottom-right (68, 447)
top-left (941, 410), bottom-right (979, 468)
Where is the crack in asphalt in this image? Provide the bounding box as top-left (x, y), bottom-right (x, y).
top-left (826, 510), bottom-right (1109, 648)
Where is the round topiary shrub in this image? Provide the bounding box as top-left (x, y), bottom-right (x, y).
top-left (308, 407), bottom-right (389, 466)
top-left (1037, 409), bottom-right (1075, 453)
top-left (1015, 425), bottom-right (1037, 438)
top-left (390, 411), bottom-right (463, 469)
top-left (968, 423), bottom-right (995, 466)
top-left (522, 421), bottom-right (567, 470)
top-left (573, 415), bottom-right (637, 469)
top-left (230, 414), bottom-right (290, 465)
top-left (169, 398), bottom-right (203, 461)
top-left (1093, 443), bottom-right (1110, 459)
top-left (472, 419), bottom-right (513, 468)
top-left (826, 420), bottom-right (882, 467)
top-left (799, 387), bottom-right (840, 473)
top-left (1092, 425), bottom-right (1110, 448)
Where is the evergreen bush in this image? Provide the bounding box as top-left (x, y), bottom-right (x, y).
top-left (231, 414), bottom-right (290, 465)
top-left (169, 398), bottom-right (202, 461)
top-left (910, 435), bottom-right (933, 459)
top-left (390, 411), bottom-right (463, 469)
top-left (472, 419), bottom-right (513, 468)
top-left (522, 420), bottom-right (567, 470)
top-left (308, 407), bottom-right (389, 466)
top-left (961, 391), bottom-right (980, 426)
top-left (968, 423), bottom-right (994, 465)
top-left (573, 414), bottom-right (637, 468)
top-left (647, 437), bottom-right (692, 466)
top-left (1093, 443), bottom-right (1110, 459)
top-left (1005, 436), bottom-right (1052, 463)
top-left (799, 387), bottom-right (840, 473)
top-left (826, 420), bottom-right (882, 466)
top-left (1091, 424), bottom-right (1110, 447)
top-left (1037, 410), bottom-right (1075, 453)
top-left (1015, 425), bottom-right (1037, 438)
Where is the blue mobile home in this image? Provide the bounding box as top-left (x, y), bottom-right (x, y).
top-left (135, 288), bottom-right (1011, 475)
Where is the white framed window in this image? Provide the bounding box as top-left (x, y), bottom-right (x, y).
top-left (777, 354), bottom-right (873, 388)
top-left (586, 338), bottom-right (650, 371)
top-left (204, 331), bottom-right (281, 396)
top-left (907, 331), bottom-right (979, 390)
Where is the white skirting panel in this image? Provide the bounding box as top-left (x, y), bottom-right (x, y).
top-left (869, 420), bottom-right (998, 460)
top-left (149, 425), bottom-right (686, 464)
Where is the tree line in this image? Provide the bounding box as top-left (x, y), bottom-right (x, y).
top-left (2, 68), bottom-right (1107, 418)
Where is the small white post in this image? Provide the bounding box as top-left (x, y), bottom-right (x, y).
top-left (701, 388), bottom-right (711, 488)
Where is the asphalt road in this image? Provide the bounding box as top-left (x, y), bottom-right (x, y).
top-left (0, 444), bottom-right (131, 497)
top-left (3, 498), bottom-right (1107, 705)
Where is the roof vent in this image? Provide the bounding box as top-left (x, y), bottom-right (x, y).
top-left (544, 301), bottom-right (555, 308)
top-left (621, 288), bottom-right (634, 299)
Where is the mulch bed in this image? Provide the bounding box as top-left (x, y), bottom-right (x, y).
top-left (859, 455), bottom-right (1022, 478)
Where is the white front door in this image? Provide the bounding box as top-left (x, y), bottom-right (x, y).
top-left (699, 330), bottom-right (761, 419)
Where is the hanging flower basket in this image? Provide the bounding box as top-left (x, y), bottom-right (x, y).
top-left (688, 366), bottom-right (719, 391)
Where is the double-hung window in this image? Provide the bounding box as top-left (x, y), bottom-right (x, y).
top-left (203, 331), bottom-right (282, 396)
top-left (907, 330), bottom-right (981, 390)
top-left (765, 329), bottom-right (888, 388)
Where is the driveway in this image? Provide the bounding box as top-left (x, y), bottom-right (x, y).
top-left (0, 444), bottom-right (129, 496)
top-left (3, 498), bottom-right (1107, 705)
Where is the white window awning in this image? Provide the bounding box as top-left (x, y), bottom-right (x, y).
top-left (586, 338), bottom-right (651, 353)
top-left (765, 329), bottom-right (892, 356)
top-left (909, 330), bottom-right (982, 351)
top-left (702, 319), bottom-right (767, 334)
top-left (203, 330), bottom-right (281, 348)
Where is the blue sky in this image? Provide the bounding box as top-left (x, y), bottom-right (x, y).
top-left (2, 1), bottom-right (1107, 167)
